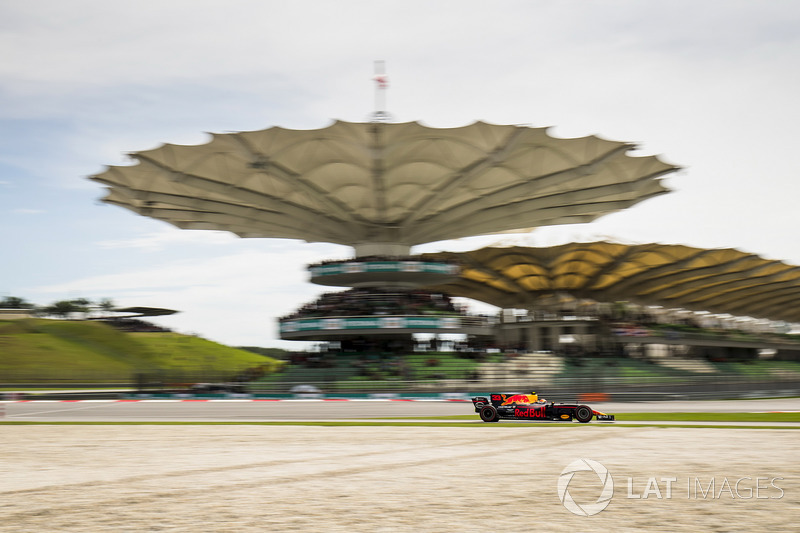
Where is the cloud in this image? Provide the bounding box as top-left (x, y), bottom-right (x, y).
top-left (25, 242), bottom-right (342, 346)
top-left (31, 246), bottom-right (316, 293)
top-left (3, 0), bottom-right (800, 347)
top-left (96, 227), bottom-right (238, 252)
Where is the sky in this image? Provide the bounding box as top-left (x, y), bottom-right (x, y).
top-left (1, 1), bottom-right (799, 348)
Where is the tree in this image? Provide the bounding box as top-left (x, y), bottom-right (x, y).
top-left (99, 298), bottom-right (116, 317)
top-left (0, 296), bottom-right (33, 309)
top-left (42, 299), bottom-right (92, 319)
top-left (71, 298), bottom-right (92, 319)
top-left (44, 300), bottom-right (80, 319)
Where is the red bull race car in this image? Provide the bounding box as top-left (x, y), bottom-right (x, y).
top-left (471, 392), bottom-right (615, 423)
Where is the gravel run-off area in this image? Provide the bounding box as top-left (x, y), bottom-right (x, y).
top-left (1, 425), bottom-right (798, 532)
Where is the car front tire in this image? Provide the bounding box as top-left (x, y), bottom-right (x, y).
top-left (575, 405), bottom-right (593, 423)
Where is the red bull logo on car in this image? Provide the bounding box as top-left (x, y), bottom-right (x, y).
top-left (493, 393), bottom-right (538, 406)
top-left (514, 407), bottom-right (547, 418)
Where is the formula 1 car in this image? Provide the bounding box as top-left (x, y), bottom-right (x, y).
top-left (471, 392), bottom-right (615, 423)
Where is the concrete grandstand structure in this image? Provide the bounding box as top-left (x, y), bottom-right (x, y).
top-left (91, 119), bottom-right (682, 349)
top-left (90, 118), bottom-right (800, 361)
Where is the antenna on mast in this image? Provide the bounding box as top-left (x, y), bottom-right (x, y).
top-left (371, 60), bottom-right (391, 122)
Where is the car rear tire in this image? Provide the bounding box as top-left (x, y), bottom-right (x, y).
top-left (575, 405), bottom-right (593, 423)
top-left (479, 405), bottom-right (499, 423)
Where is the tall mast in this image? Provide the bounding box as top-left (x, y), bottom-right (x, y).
top-left (371, 60), bottom-right (390, 122)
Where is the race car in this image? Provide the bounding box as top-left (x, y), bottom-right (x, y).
top-left (471, 392), bottom-right (615, 423)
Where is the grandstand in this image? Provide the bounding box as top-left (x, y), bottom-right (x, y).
top-left (90, 117), bottom-right (800, 395)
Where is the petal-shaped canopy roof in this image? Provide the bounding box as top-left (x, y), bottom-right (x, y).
top-left (422, 243), bottom-right (800, 323)
top-left (91, 120), bottom-right (678, 254)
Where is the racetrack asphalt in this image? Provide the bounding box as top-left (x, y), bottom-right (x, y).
top-left (2, 397), bottom-right (800, 424)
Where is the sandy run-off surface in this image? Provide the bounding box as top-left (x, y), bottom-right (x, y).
top-left (1, 425), bottom-right (797, 532)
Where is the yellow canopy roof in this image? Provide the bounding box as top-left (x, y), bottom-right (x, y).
top-left (422, 243), bottom-right (800, 322)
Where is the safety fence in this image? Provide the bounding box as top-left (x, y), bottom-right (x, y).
top-left (4, 352), bottom-right (800, 402)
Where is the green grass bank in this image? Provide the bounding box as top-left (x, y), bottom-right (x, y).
top-left (0, 319), bottom-right (283, 385)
